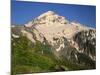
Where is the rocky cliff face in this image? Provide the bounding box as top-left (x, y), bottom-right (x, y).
top-left (12, 11), bottom-right (96, 70)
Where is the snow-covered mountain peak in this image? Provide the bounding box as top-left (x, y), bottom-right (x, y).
top-left (25, 11), bottom-right (69, 28)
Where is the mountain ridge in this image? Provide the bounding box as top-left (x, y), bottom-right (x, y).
top-left (11, 11), bottom-right (96, 74)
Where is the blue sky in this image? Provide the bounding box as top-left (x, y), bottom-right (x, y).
top-left (11, 1), bottom-right (96, 28)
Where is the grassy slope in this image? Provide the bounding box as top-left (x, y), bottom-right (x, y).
top-left (11, 35), bottom-right (59, 75)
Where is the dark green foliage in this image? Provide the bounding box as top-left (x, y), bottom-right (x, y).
top-left (11, 35), bottom-right (58, 75)
top-left (58, 55), bottom-right (95, 71)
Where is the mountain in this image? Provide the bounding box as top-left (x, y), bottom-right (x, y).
top-left (11, 11), bottom-right (96, 74)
